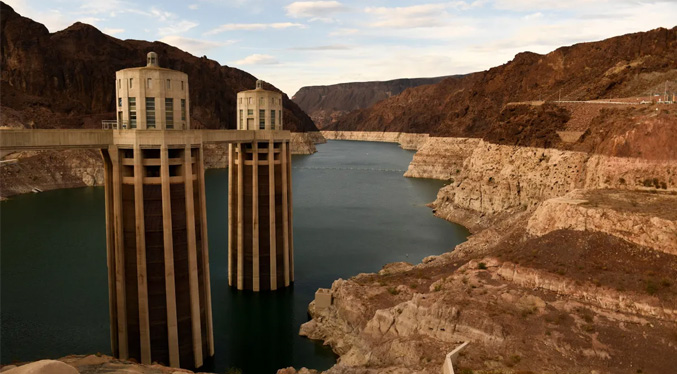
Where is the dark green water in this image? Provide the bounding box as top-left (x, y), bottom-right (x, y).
top-left (1, 140), bottom-right (469, 373)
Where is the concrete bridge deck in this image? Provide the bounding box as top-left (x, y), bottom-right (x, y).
top-left (0, 129), bottom-right (291, 151)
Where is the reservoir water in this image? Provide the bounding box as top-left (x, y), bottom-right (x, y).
top-left (1, 140), bottom-right (469, 373)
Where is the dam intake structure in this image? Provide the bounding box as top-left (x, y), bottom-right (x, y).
top-left (0, 53), bottom-right (295, 370)
top-left (229, 81), bottom-right (294, 291)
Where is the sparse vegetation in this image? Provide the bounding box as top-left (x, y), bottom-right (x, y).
top-left (478, 262), bottom-right (487, 270)
top-left (506, 354), bottom-right (522, 367)
top-left (387, 287), bottom-right (400, 295)
top-left (521, 307), bottom-right (536, 318)
top-left (646, 280), bottom-right (659, 295)
top-left (643, 178), bottom-right (666, 189)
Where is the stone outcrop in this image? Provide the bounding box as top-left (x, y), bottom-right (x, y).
top-left (2, 360), bottom-right (78, 374)
top-left (1, 354), bottom-right (214, 374)
top-left (403, 137), bottom-right (480, 180)
top-left (0, 149), bottom-right (103, 198)
top-left (321, 131), bottom-right (429, 150)
top-left (527, 189), bottom-right (677, 255)
top-left (291, 131), bottom-right (327, 155)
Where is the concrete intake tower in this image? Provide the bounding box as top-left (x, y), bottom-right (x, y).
top-left (102, 52), bottom-right (213, 369)
top-left (0, 52), bottom-right (297, 370)
top-left (228, 80), bottom-right (295, 291)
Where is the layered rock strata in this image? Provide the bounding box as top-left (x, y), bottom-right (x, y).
top-left (429, 140), bottom-right (676, 229)
top-left (300, 243), bottom-right (677, 374)
top-left (403, 137), bottom-right (480, 180)
top-left (527, 189), bottom-right (677, 255)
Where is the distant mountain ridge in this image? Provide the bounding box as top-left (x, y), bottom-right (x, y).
top-left (325, 26), bottom-right (677, 138)
top-left (0, 1), bottom-right (318, 132)
top-left (292, 76), bottom-right (451, 128)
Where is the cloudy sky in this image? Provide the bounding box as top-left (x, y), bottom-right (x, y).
top-left (6, 0), bottom-right (677, 96)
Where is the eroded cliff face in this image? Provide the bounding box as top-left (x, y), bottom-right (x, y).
top-left (429, 140), bottom-right (676, 230)
top-left (403, 137), bottom-right (480, 180)
top-left (527, 189), bottom-right (677, 255)
top-left (321, 131), bottom-right (429, 150)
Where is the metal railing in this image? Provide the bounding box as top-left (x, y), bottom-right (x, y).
top-left (102, 120), bottom-right (190, 130)
top-left (101, 120), bottom-right (131, 130)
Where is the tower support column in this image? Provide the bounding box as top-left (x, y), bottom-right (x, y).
top-left (228, 139), bottom-right (294, 291)
top-left (268, 141), bottom-right (277, 290)
top-left (183, 145), bottom-right (203, 368)
top-left (133, 145), bottom-right (152, 365)
top-left (160, 145), bottom-right (180, 368)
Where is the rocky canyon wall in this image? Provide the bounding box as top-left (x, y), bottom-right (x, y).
top-left (427, 139), bottom-right (676, 229)
top-left (321, 131), bottom-right (429, 150)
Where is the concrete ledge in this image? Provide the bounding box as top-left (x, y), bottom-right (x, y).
top-left (556, 131), bottom-right (585, 143)
top-left (0, 129), bottom-right (112, 151)
top-left (314, 288), bottom-right (332, 310)
top-left (442, 341), bottom-right (469, 374)
top-left (0, 129), bottom-right (292, 151)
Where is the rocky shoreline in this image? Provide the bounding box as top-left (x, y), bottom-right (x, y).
top-left (290, 131), bottom-right (677, 374)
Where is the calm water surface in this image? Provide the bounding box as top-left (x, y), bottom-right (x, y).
top-left (1, 140), bottom-right (469, 373)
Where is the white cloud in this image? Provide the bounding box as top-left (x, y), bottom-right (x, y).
top-left (285, 1), bottom-right (348, 21)
top-left (234, 54), bottom-right (280, 65)
top-left (289, 44), bottom-right (352, 50)
top-left (205, 22), bottom-right (305, 35)
top-left (329, 28), bottom-right (358, 36)
top-left (103, 27), bottom-right (125, 35)
top-left (160, 35), bottom-right (235, 56)
top-left (78, 0), bottom-right (125, 15)
top-left (188, 4), bottom-right (199, 10)
top-left (158, 20), bottom-right (198, 36)
top-left (150, 7), bottom-right (174, 22)
top-left (365, 4), bottom-right (451, 28)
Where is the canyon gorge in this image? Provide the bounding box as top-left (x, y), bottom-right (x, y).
top-left (2, 2), bottom-right (677, 373)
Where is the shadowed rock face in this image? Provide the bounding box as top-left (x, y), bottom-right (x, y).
top-left (326, 27), bottom-right (677, 138)
top-left (292, 76), bottom-right (451, 129)
top-left (0, 2), bottom-right (317, 132)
